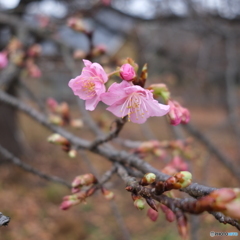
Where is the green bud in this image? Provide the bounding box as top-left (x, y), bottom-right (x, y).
top-left (134, 198), bottom-right (145, 210)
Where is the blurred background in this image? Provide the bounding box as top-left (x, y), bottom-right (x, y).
top-left (0, 0), bottom-right (240, 239)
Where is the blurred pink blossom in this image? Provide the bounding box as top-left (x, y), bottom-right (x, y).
top-left (168, 100), bottom-right (190, 125)
top-left (101, 81), bottom-right (169, 123)
top-left (147, 208), bottom-right (159, 222)
top-left (120, 63), bottom-right (136, 81)
top-left (0, 52), bottom-right (8, 69)
top-left (68, 59), bottom-right (108, 111)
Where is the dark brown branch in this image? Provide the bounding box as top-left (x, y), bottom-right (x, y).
top-left (0, 144), bottom-right (71, 188)
top-left (118, 166), bottom-right (240, 230)
top-left (0, 90), bottom-right (230, 199)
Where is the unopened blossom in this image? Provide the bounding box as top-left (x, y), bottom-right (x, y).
top-left (168, 100), bottom-right (190, 125)
top-left (160, 204), bottom-right (175, 222)
top-left (147, 208), bottom-right (159, 222)
top-left (120, 63), bottom-right (136, 81)
top-left (101, 81), bottom-right (169, 124)
top-left (0, 52), bottom-right (8, 69)
top-left (69, 60), bottom-right (108, 111)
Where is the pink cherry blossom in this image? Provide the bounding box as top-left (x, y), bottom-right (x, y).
top-left (68, 59), bottom-right (108, 111)
top-left (168, 100), bottom-right (190, 125)
top-left (101, 81), bottom-right (170, 124)
top-left (0, 52), bottom-right (8, 69)
top-left (120, 63), bottom-right (136, 81)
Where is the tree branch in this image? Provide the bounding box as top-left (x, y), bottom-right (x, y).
top-left (0, 144), bottom-right (71, 188)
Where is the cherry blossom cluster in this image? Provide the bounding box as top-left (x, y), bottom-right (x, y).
top-left (60, 173), bottom-right (114, 210)
top-left (68, 59), bottom-right (190, 125)
top-left (0, 38), bottom-right (42, 78)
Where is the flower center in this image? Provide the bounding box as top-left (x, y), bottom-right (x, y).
top-left (121, 92), bottom-right (148, 121)
top-left (82, 79), bottom-right (95, 97)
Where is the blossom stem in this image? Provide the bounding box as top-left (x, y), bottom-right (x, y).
top-left (108, 70), bottom-right (119, 77)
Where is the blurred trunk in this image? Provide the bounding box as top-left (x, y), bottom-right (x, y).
top-left (0, 79), bottom-right (22, 161)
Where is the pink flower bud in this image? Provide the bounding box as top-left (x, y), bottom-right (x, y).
top-left (171, 156), bottom-right (188, 171)
top-left (120, 63), bottom-right (136, 81)
top-left (0, 52), bottom-right (8, 69)
top-left (160, 204), bottom-right (175, 222)
top-left (168, 100), bottom-right (182, 125)
top-left (168, 100), bottom-right (190, 125)
top-left (27, 60), bottom-right (42, 78)
top-left (91, 45), bottom-right (106, 57)
top-left (71, 174), bottom-right (97, 188)
top-left (46, 98), bottom-right (58, 112)
top-left (60, 195), bottom-right (80, 210)
top-left (67, 17), bottom-right (86, 32)
top-left (28, 44), bottom-right (42, 57)
top-left (147, 208), bottom-right (159, 222)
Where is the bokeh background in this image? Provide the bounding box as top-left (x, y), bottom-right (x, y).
top-left (0, 0), bottom-right (240, 239)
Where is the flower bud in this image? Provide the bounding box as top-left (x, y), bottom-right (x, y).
top-left (148, 83), bottom-right (170, 101)
top-left (140, 173), bottom-right (156, 186)
top-left (26, 59), bottom-right (42, 78)
top-left (7, 38), bottom-right (22, 53)
top-left (68, 149), bottom-right (77, 158)
top-left (70, 119), bottom-right (83, 129)
top-left (168, 100), bottom-right (182, 126)
top-left (73, 49), bottom-right (87, 60)
top-left (167, 100), bottom-right (190, 126)
top-left (174, 171), bottom-right (192, 188)
top-left (71, 173), bottom-right (97, 188)
top-left (47, 98), bottom-right (58, 112)
top-left (120, 63), bottom-right (136, 81)
top-left (47, 133), bottom-right (69, 146)
top-left (67, 17), bottom-right (86, 32)
top-left (160, 204), bottom-right (175, 222)
top-left (0, 52), bottom-right (8, 69)
top-left (91, 45), bottom-right (106, 57)
top-left (48, 114), bottom-right (64, 126)
top-left (28, 44), bottom-right (42, 57)
top-left (60, 195), bottom-right (80, 210)
top-left (134, 198), bottom-right (145, 210)
top-left (177, 214), bottom-right (188, 239)
top-left (56, 102), bottom-right (70, 122)
top-left (147, 208), bottom-right (159, 222)
top-left (102, 188), bottom-right (115, 200)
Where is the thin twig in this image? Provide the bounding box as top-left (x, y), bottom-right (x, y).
top-left (0, 144), bottom-right (71, 188)
top-left (90, 116), bottom-right (128, 149)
